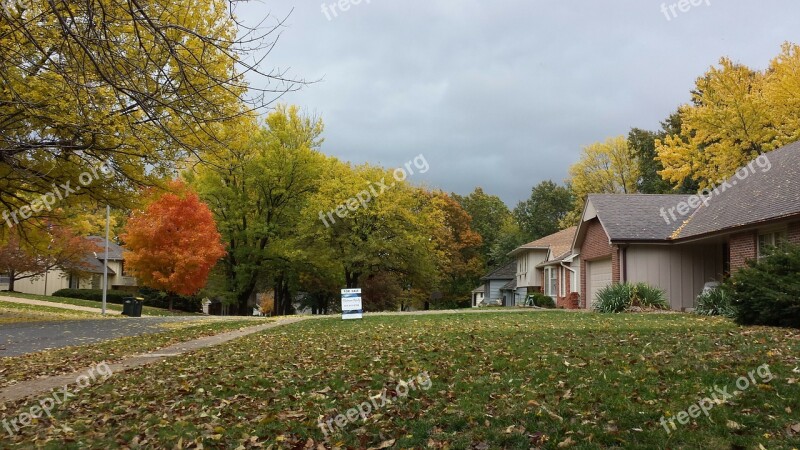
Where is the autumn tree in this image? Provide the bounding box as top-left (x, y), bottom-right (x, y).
top-left (122, 182), bottom-right (225, 310)
top-left (0, 226), bottom-right (98, 292)
top-left (563, 135), bottom-right (639, 226)
top-left (453, 188), bottom-right (512, 267)
top-left (427, 192), bottom-right (484, 305)
top-left (0, 0), bottom-right (304, 232)
top-left (656, 43), bottom-right (800, 188)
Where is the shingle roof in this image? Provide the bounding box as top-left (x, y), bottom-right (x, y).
top-left (587, 194), bottom-right (690, 241)
top-left (675, 141), bottom-right (800, 239)
top-left (510, 226), bottom-right (577, 257)
top-left (65, 255), bottom-right (116, 275)
top-left (480, 260), bottom-right (516, 281)
top-left (86, 236), bottom-right (126, 260)
top-left (500, 279), bottom-right (517, 290)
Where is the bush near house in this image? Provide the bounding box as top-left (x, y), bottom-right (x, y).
top-left (694, 287), bottom-right (736, 318)
top-left (52, 289), bottom-right (130, 304)
top-left (526, 292), bottom-right (556, 308)
top-left (594, 282), bottom-right (669, 313)
top-left (728, 243), bottom-right (800, 329)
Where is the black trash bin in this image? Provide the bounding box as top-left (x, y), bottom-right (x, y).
top-left (132, 297), bottom-right (144, 317)
top-left (122, 297), bottom-right (135, 316)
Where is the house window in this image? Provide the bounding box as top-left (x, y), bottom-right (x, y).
top-left (0, 274), bottom-right (9, 284)
top-left (544, 267), bottom-right (557, 297)
top-left (570, 269), bottom-right (577, 293)
top-left (758, 230), bottom-right (788, 259)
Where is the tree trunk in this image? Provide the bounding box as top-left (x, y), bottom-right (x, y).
top-left (8, 270), bottom-right (15, 292)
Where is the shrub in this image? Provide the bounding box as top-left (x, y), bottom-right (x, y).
top-left (526, 292), bottom-right (556, 309)
top-left (594, 284), bottom-right (632, 313)
top-left (694, 287), bottom-right (735, 318)
top-left (728, 243), bottom-right (800, 328)
top-left (52, 288), bottom-right (201, 313)
top-left (52, 289), bottom-right (130, 304)
top-left (631, 283), bottom-right (669, 310)
top-left (594, 283), bottom-right (668, 313)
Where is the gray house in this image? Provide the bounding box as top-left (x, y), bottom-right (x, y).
top-left (476, 260), bottom-right (517, 306)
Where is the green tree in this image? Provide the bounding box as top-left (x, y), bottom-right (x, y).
top-left (453, 188), bottom-right (511, 267)
top-left (513, 181), bottom-right (574, 240)
top-left (188, 106), bottom-right (327, 315)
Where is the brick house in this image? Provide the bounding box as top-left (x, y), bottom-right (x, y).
top-left (571, 140), bottom-right (800, 310)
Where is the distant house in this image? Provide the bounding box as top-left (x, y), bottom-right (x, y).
top-left (508, 227), bottom-right (578, 308)
top-left (12, 236), bottom-right (138, 296)
top-left (470, 286), bottom-right (485, 307)
top-left (475, 260), bottom-right (516, 306)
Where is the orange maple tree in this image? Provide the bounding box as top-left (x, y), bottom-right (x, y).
top-left (122, 182), bottom-right (226, 302)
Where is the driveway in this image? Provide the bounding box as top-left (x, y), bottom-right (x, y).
top-left (0, 317), bottom-right (213, 357)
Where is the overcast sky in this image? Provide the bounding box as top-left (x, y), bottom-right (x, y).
top-left (235, 1), bottom-right (800, 207)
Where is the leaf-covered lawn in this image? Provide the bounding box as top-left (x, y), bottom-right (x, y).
top-left (4, 312), bottom-right (800, 449)
top-left (0, 300), bottom-right (104, 324)
top-left (0, 292), bottom-right (200, 317)
top-left (0, 319), bottom-right (264, 389)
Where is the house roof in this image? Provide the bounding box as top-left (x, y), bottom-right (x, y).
top-left (65, 255), bottom-right (116, 275)
top-left (480, 260), bottom-right (516, 281)
top-left (500, 279), bottom-right (517, 290)
top-left (471, 286), bottom-right (485, 294)
top-left (86, 236), bottom-right (126, 260)
top-left (675, 141), bottom-right (800, 240)
top-left (585, 194), bottom-right (690, 242)
top-left (576, 140), bottom-right (800, 244)
top-left (537, 250), bottom-right (573, 267)
top-left (509, 226), bottom-right (577, 257)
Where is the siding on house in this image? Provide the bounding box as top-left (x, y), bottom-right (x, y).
top-left (626, 244), bottom-right (724, 310)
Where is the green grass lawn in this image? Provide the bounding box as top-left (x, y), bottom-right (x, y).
top-left (0, 318), bottom-right (266, 389)
top-left (3, 312), bottom-right (800, 449)
top-left (0, 292), bottom-right (201, 317)
top-left (0, 300), bottom-right (105, 324)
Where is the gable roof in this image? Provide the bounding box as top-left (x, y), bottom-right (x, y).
top-left (86, 236), bottom-right (126, 260)
top-left (480, 260), bottom-right (516, 281)
top-left (675, 141), bottom-right (800, 240)
top-left (576, 140), bottom-right (800, 244)
top-left (509, 226), bottom-right (577, 257)
top-left (584, 194), bottom-right (689, 242)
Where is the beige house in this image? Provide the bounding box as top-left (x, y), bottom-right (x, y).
top-left (507, 227), bottom-right (577, 306)
top-left (12, 237), bottom-right (137, 296)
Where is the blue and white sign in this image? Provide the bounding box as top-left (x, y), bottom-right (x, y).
top-left (341, 288), bottom-right (363, 320)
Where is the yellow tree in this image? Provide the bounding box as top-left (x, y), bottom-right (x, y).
top-left (656, 58), bottom-right (772, 188)
top-left (764, 43), bottom-right (800, 147)
top-left (0, 0), bottom-right (302, 233)
top-left (563, 136), bottom-right (639, 225)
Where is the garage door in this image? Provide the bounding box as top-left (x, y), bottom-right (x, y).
top-left (587, 258), bottom-right (612, 308)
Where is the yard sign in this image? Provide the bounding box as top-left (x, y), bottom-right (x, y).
top-left (341, 288), bottom-right (363, 320)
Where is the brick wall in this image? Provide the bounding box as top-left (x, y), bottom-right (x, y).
top-left (789, 222), bottom-right (800, 245)
top-left (579, 219), bottom-right (616, 309)
top-left (729, 231), bottom-right (757, 272)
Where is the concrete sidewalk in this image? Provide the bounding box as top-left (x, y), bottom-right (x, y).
top-left (0, 295), bottom-right (121, 315)
top-left (0, 316), bottom-right (311, 403)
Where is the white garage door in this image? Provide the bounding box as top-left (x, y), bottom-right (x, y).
top-left (587, 258), bottom-right (612, 308)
